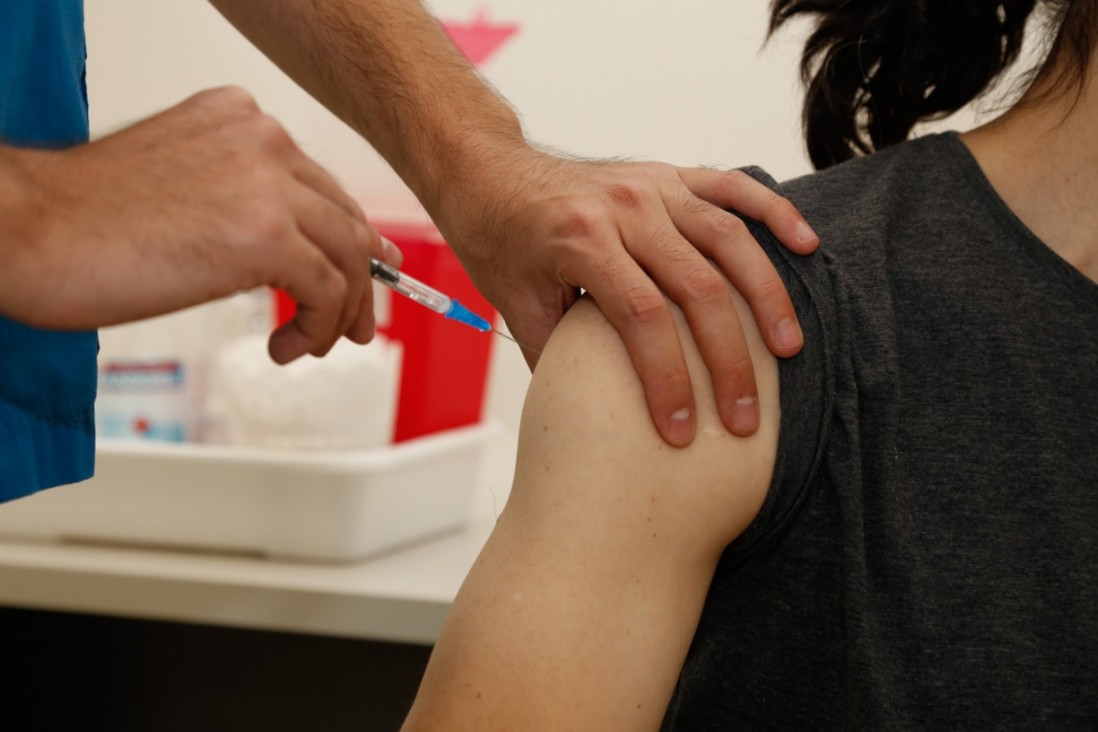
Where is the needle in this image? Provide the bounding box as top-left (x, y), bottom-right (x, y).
top-left (492, 328), bottom-right (541, 356)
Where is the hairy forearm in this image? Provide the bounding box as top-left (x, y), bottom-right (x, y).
top-left (208, 0), bottom-right (524, 214)
top-left (0, 146), bottom-right (46, 322)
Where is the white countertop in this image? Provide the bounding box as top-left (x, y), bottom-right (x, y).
top-left (0, 434), bottom-right (517, 645)
top-left (0, 522), bottom-right (491, 645)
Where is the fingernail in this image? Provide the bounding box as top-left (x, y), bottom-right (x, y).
top-left (667, 407), bottom-right (694, 446)
top-left (381, 236), bottom-right (403, 267)
top-left (795, 221), bottom-right (817, 244)
top-left (774, 318), bottom-right (803, 351)
top-left (731, 397), bottom-right (759, 434)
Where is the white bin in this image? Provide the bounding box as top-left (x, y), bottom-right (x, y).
top-left (0, 423), bottom-right (498, 563)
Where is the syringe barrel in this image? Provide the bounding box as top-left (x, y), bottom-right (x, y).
top-left (371, 259), bottom-right (451, 314)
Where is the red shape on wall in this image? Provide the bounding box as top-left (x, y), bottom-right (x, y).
top-left (442, 9), bottom-right (520, 66)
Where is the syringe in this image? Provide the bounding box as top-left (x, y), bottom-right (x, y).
top-left (370, 258), bottom-right (492, 333)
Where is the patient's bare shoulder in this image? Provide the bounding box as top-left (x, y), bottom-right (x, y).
top-left (511, 289), bottom-right (779, 557)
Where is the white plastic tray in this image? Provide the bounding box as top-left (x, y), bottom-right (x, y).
top-left (0, 423), bottom-right (499, 563)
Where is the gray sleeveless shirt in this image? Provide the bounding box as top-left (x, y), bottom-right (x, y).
top-left (662, 133), bottom-right (1097, 730)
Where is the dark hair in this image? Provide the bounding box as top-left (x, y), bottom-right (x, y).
top-left (770, 0), bottom-right (1098, 169)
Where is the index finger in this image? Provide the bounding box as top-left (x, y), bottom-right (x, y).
top-left (679, 167), bottom-right (819, 255)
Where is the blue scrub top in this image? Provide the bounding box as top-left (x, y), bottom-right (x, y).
top-left (0, 0), bottom-right (98, 500)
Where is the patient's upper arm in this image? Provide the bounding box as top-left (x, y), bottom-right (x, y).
top-left (403, 289), bottom-right (779, 731)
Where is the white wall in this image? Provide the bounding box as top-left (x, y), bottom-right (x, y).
top-left (86, 2), bottom-right (814, 194)
top-left (83, 1), bottom-right (983, 434)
